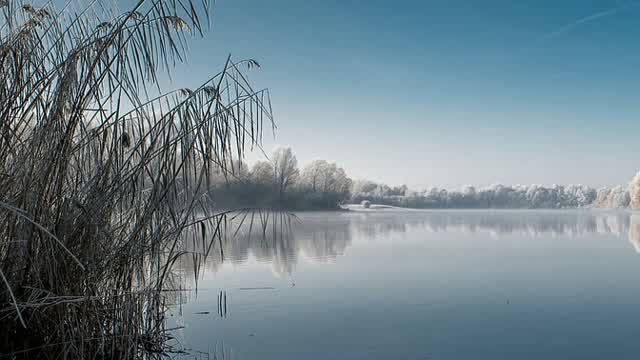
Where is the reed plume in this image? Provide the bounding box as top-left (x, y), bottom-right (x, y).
top-left (0, 0), bottom-right (272, 357)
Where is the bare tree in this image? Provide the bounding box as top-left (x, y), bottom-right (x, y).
top-left (301, 160), bottom-right (329, 192)
top-left (301, 160), bottom-right (351, 196)
top-left (251, 160), bottom-right (275, 185)
top-left (272, 147), bottom-right (299, 198)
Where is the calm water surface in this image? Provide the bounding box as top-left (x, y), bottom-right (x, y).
top-left (171, 210), bottom-right (640, 359)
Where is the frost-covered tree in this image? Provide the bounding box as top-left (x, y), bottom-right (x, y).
top-left (462, 185), bottom-right (477, 197)
top-left (320, 164), bottom-right (351, 195)
top-left (206, 157), bottom-right (249, 185)
top-left (272, 147), bottom-right (299, 198)
top-left (351, 181), bottom-right (606, 209)
top-left (300, 160), bottom-right (329, 192)
top-left (629, 172), bottom-right (640, 210)
top-left (300, 160), bottom-right (352, 198)
top-left (352, 179), bottom-right (378, 195)
top-left (251, 160), bottom-right (275, 185)
top-left (593, 186), bottom-right (630, 209)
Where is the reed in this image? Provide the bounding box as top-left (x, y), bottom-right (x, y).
top-left (0, 0), bottom-right (272, 357)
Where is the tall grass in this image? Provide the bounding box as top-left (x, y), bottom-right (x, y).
top-left (0, 0), bottom-right (272, 357)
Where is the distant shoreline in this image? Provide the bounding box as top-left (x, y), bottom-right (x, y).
top-left (340, 204), bottom-right (634, 212)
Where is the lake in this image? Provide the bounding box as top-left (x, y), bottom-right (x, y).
top-left (169, 209), bottom-right (640, 359)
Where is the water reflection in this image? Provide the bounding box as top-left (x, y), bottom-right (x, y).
top-left (628, 214), bottom-right (640, 252)
top-left (178, 210), bottom-right (640, 279)
top-left (411, 210), bottom-right (631, 237)
top-left (171, 210), bottom-right (640, 360)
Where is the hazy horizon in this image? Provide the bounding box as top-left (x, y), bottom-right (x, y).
top-left (160, 0), bottom-right (640, 189)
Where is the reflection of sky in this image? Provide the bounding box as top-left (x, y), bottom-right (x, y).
top-left (177, 210), bottom-right (640, 282)
top-left (172, 210), bottom-right (640, 359)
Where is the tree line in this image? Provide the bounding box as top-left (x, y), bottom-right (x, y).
top-left (207, 147), bottom-right (352, 210)
top-left (352, 181), bottom-right (610, 209)
top-left (207, 147), bottom-right (637, 210)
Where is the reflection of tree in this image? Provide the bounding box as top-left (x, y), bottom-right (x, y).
top-left (409, 211), bottom-right (630, 238)
top-left (175, 213), bottom-right (354, 279)
top-left (175, 210), bottom-right (640, 281)
top-left (326, 211), bottom-right (633, 239)
top-left (628, 214), bottom-right (640, 253)
top-left (298, 222), bottom-right (352, 261)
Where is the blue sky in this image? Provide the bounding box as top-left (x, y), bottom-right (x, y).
top-left (164, 0), bottom-right (640, 189)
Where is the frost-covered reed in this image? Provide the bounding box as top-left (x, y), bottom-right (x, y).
top-left (0, 0), bottom-right (272, 357)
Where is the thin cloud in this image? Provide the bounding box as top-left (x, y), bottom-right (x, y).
top-left (540, 2), bottom-right (639, 42)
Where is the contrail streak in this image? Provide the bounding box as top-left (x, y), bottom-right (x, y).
top-left (540, 1), bottom-right (639, 42)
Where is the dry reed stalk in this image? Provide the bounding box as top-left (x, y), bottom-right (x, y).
top-left (0, 0), bottom-right (274, 358)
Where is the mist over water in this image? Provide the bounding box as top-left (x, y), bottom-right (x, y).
top-left (171, 210), bottom-right (640, 359)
